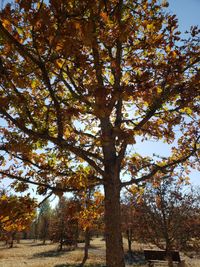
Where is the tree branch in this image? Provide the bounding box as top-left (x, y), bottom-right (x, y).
top-left (121, 140), bottom-right (199, 187)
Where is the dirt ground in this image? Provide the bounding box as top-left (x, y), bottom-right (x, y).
top-left (0, 238), bottom-right (199, 267)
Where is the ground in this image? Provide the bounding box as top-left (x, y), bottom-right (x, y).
top-left (0, 238), bottom-right (199, 267)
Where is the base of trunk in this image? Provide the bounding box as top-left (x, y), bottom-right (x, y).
top-left (104, 183), bottom-right (125, 267)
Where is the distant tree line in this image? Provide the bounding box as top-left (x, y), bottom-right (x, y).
top-left (1, 177), bottom-right (200, 266)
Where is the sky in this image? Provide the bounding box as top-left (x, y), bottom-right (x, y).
top-left (168, 0), bottom-right (200, 32)
top-left (0, 0), bottom-right (199, 202)
top-left (134, 0), bottom-right (200, 186)
top-left (166, 0), bottom-right (200, 185)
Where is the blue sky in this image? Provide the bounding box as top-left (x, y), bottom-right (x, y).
top-left (168, 0), bottom-right (200, 32)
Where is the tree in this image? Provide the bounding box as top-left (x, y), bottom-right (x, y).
top-left (121, 188), bottom-right (143, 253)
top-left (49, 196), bottom-right (80, 251)
top-left (49, 189), bottom-right (104, 266)
top-left (0, 191), bottom-right (36, 247)
top-left (37, 199), bottom-right (52, 244)
top-left (25, 218), bottom-right (38, 240)
top-left (126, 178), bottom-right (200, 266)
top-left (78, 189), bottom-right (104, 266)
top-left (0, 1), bottom-right (199, 266)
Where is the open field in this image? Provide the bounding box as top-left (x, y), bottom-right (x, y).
top-left (0, 238), bottom-right (199, 267)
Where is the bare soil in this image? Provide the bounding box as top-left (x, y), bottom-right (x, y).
top-left (0, 238), bottom-right (199, 267)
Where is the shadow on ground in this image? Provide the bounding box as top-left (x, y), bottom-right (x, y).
top-left (29, 243), bottom-right (51, 247)
top-left (53, 252), bottom-right (145, 267)
top-left (31, 249), bottom-right (68, 258)
top-left (87, 245), bottom-right (102, 250)
top-left (0, 246), bottom-right (20, 250)
top-left (54, 265), bottom-right (106, 267)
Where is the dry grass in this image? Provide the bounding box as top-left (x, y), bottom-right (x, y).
top-left (0, 238), bottom-right (199, 267)
top-left (0, 238), bottom-right (106, 267)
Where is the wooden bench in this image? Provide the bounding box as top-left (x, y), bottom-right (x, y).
top-left (144, 250), bottom-right (185, 267)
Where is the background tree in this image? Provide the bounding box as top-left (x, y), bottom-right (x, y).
top-left (127, 177), bottom-right (200, 266)
top-left (0, 1), bottom-right (199, 266)
top-left (49, 196), bottom-right (80, 251)
top-left (121, 185), bottom-right (144, 252)
top-left (0, 191), bottom-right (36, 247)
top-left (77, 189), bottom-right (104, 266)
top-left (28, 218), bottom-right (39, 241)
top-left (37, 199), bottom-right (52, 244)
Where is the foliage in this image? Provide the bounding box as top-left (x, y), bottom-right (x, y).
top-left (0, 191), bottom-right (36, 241)
top-left (49, 196), bottom-right (80, 250)
top-left (0, 0), bottom-right (198, 195)
top-left (37, 199), bottom-right (52, 244)
top-left (49, 190), bottom-right (104, 251)
top-left (0, 1), bottom-right (199, 266)
top-left (123, 177), bottom-right (200, 252)
top-left (78, 189), bottom-right (104, 232)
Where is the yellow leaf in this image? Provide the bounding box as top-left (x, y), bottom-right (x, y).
top-left (2, 19), bottom-right (11, 28)
top-left (56, 59), bottom-right (65, 68)
top-left (157, 86), bottom-right (162, 94)
top-left (37, 2), bottom-right (41, 9)
top-left (1, 216), bottom-right (9, 223)
top-left (31, 80), bottom-right (37, 89)
top-left (180, 107), bottom-right (192, 115)
top-left (171, 50), bottom-right (177, 58)
top-left (1, 195), bottom-right (7, 201)
top-left (157, 118), bottom-right (163, 125)
top-left (147, 24), bottom-right (154, 31)
top-left (166, 45), bottom-right (171, 53)
top-left (16, 27), bottom-right (23, 35)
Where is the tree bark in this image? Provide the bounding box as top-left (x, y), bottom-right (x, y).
top-left (100, 115), bottom-right (125, 267)
top-left (127, 229), bottom-right (132, 252)
top-left (167, 255), bottom-right (174, 267)
top-left (166, 241), bottom-right (173, 267)
top-left (79, 228), bottom-right (90, 267)
top-left (166, 250), bottom-right (174, 267)
top-left (104, 178), bottom-right (125, 267)
top-left (16, 233), bottom-right (20, 244)
top-left (59, 238), bottom-right (63, 251)
top-left (9, 232), bottom-right (15, 248)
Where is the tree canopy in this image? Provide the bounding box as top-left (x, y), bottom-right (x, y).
top-left (0, 0), bottom-right (199, 191)
top-left (0, 191), bottom-right (36, 244)
top-left (122, 177), bottom-right (200, 253)
top-left (0, 1), bottom-right (199, 266)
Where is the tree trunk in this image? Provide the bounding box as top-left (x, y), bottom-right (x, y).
top-left (166, 242), bottom-right (173, 267)
top-left (74, 220), bottom-right (79, 248)
top-left (127, 229), bottom-right (132, 252)
top-left (9, 232), bottom-right (15, 248)
top-left (104, 181), bottom-right (125, 267)
top-left (80, 228), bottom-right (90, 267)
top-left (59, 233), bottom-right (63, 250)
top-left (59, 236), bottom-right (63, 251)
top-left (17, 234), bottom-right (20, 244)
top-left (167, 254), bottom-right (174, 267)
top-left (166, 246), bottom-right (173, 267)
top-left (9, 239), bottom-right (13, 248)
top-left (100, 116), bottom-right (125, 267)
